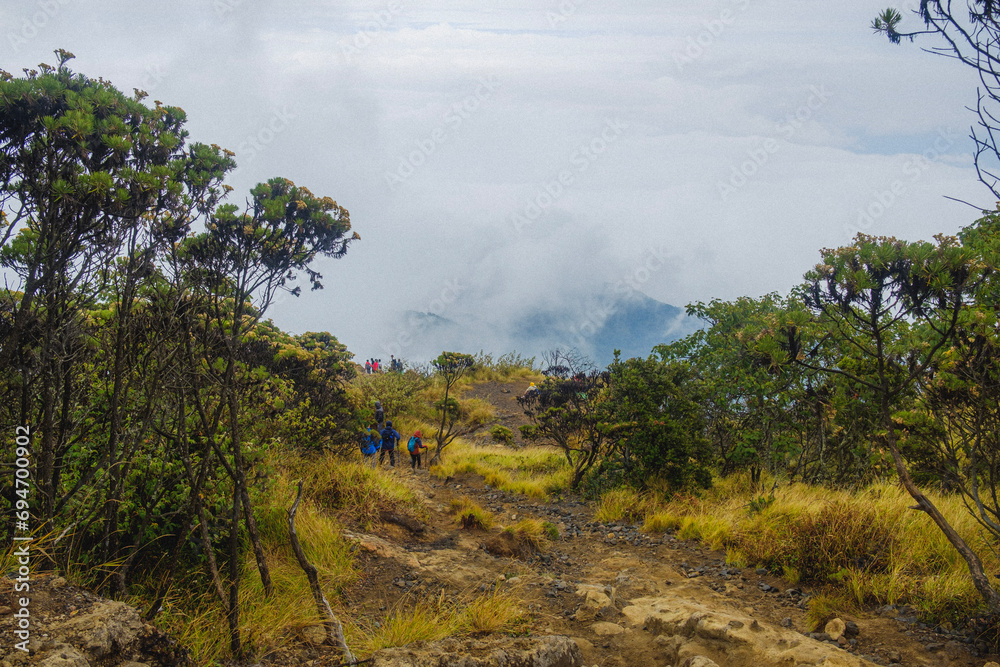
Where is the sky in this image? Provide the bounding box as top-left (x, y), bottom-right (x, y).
top-left (1, 0), bottom-right (993, 363)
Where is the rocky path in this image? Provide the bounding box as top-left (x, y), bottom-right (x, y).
top-left (340, 459), bottom-right (998, 667)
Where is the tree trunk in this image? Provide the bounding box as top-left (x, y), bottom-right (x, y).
top-left (881, 404), bottom-right (1000, 611)
top-left (287, 481), bottom-right (354, 663)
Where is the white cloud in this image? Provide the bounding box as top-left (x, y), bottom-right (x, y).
top-left (1, 0), bottom-right (993, 361)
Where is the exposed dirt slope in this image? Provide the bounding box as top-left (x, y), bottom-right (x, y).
top-left (333, 380), bottom-right (1000, 667)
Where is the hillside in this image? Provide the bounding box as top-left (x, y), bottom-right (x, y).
top-left (7, 380), bottom-right (999, 667)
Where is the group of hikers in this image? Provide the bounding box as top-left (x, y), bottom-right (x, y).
top-left (363, 356), bottom-right (404, 374)
top-left (360, 400), bottom-right (428, 469)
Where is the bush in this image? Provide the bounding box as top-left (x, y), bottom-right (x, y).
top-left (489, 424), bottom-right (515, 446)
top-left (449, 497), bottom-right (495, 530)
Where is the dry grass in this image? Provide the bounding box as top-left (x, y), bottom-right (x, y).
top-left (145, 451), bottom-right (427, 664)
top-left (459, 586), bottom-right (528, 634)
top-left (358, 583), bottom-right (527, 653)
top-left (431, 440), bottom-right (573, 498)
top-left (594, 487), bottom-right (650, 523)
top-left (627, 471), bottom-right (1000, 622)
top-left (503, 518), bottom-right (558, 551)
top-left (450, 497), bottom-right (496, 530)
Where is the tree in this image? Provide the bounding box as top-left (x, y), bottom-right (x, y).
top-left (600, 353), bottom-right (712, 492)
top-left (181, 177), bottom-right (356, 657)
top-left (873, 2), bottom-right (1000, 198)
top-left (660, 295), bottom-right (808, 486)
top-left (429, 351), bottom-right (476, 466)
top-left (784, 232), bottom-right (1000, 611)
top-left (519, 350), bottom-right (609, 490)
top-left (0, 50), bottom-right (220, 525)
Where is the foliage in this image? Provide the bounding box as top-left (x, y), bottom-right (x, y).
top-left (518, 350), bottom-right (609, 490)
top-left (449, 497), bottom-right (496, 530)
top-left (488, 424), bottom-right (515, 446)
top-left (601, 354), bottom-right (712, 491)
top-left (350, 369), bottom-right (426, 427)
top-left (470, 350), bottom-right (537, 381)
top-left (429, 352), bottom-right (478, 465)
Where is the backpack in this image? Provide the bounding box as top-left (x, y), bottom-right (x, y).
top-left (407, 436), bottom-right (417, 453)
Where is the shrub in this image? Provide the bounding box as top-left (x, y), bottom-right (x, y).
top-left (594, 487), bottom-right (647, 523)
top-left (490, 424), bottom-right (515, 446)
top-left (449, 497), bottom-right (495, 530)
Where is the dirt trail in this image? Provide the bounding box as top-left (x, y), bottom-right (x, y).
top-left (341, 380), bottom-right (999, 667)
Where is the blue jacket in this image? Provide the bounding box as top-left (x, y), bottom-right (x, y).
top-left (380, 427), bottom-right (401, 450)
top-left (360, 431), bottom-right (380, 455)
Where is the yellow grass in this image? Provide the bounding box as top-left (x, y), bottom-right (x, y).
top-left (358, 583), bottom-right (527, 653)
top-left (450, 496), bottom-right (496, 530)
top-left (431, 440), bottom-right (573, 498)
top-left (594, 487), bottom-right (649, 523)
top-left (627, 471), bottom-right (1000, 622)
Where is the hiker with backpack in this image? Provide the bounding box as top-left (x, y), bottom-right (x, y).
top-left (407, 430), bottom-right (428, 470)
top-left (379, 420), bottom-right (401, 467)
top-left (374, 400), bottom-right (384, 428)
top-left (360, 423), bottom-right (380, 467)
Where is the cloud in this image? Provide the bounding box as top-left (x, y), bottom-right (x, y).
top-left (1, 1), bottom-right (992, 363)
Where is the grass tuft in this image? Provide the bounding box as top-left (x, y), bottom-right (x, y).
top-left (450, 497), bottom-right (496, 530)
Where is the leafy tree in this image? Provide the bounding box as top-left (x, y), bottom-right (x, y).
top-left (0, 50), bottom-right (225, 525)
top-left (429, 351), bottom-right (476, 465)
top-left (898, 211), bottom-right (1000, 540)
top-left (601, 354), bottom-right (712, 491)
top-left (661, 295), bottom-right (807, 486)
top-left (784, 232), bottom-right (1000, 610)
top-left (181, 177), bottom-right (356, 656)
top-left (519, 351), bottom-right (609, 489)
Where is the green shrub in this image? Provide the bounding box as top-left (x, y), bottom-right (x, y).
top-left (489, 424), bottom-right (515, 446)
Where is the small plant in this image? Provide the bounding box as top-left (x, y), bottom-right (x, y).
top-left (503, 519), bottom-right (552, 552)
top-left (594, 487), bottom-right (647, 523)
top-left (490, 424), bottom-right (515, 446)
top-left (541, 521), bottom-right (560, 540)
top-left (360, 600), bottom-right (456, 652)
top-left (643, 511), bottom-right (682, 533)
top-left (450, 497), bottom-right (495, 530)
top-left (458, 586), bottom-right (527, 635)
top-left (747, 493), bottom-right (775, 516)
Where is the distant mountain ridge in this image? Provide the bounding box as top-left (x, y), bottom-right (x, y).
top-left (511, 289), bottom-right (700, 364)
top-left (396, 288), bottom-right (701, 366)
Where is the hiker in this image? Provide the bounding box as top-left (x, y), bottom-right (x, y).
top-left (523, 382), bottom-right (539, 399)
top-left (360, 423), bottom-right (380, 467)
top-left (374, 400), bottom-right (384, 428)
top-left (364, 359), bottom-right (372, 374)
top-left (407, 430), bottom-right (428, 470)
top-left (379, 420), bottom-right (401, 467)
